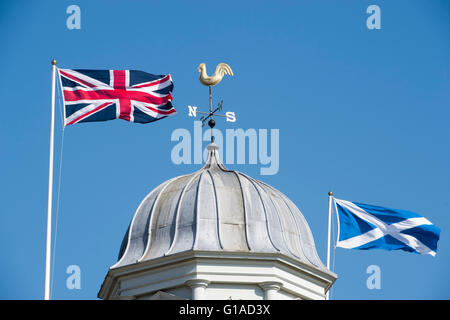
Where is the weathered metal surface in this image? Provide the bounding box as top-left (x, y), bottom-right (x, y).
top-left (113, 144), bottom-right (328, 273)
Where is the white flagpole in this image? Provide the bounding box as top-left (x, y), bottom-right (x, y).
top-left (326, 190), bottom-right (333, 300)
top-left (44, 59), bottom-right (57, 300)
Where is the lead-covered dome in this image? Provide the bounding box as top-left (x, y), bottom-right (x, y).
top-left (113, 144), bottom-right (328, 273)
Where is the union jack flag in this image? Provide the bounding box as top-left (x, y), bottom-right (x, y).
top-left (58, 69), bottom-right (176, 126)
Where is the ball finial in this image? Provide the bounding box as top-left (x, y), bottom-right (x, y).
top-left (328, 191), bottom-right (333, 196)
top-left (51, 59), bottom-right (57, 65)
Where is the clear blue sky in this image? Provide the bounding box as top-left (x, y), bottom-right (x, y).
top-left (1, 0), bottom-right (449, 300)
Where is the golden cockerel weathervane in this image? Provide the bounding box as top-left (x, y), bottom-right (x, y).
top-left (188, 62), bottom-right (236, 143)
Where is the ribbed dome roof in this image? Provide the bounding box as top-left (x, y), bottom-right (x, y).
top-left (113, 144), bottom-right (328, 272)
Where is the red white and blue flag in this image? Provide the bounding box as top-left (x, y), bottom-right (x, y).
top-left (58, 69), bottom-right (176, 126)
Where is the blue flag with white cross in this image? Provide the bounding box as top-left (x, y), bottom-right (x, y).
top-left (334, 198), bottom-right (440, 256)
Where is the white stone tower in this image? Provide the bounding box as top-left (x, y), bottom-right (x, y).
top-left (98, 144), bottom-right (337, 300)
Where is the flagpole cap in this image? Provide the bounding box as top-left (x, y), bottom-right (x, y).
top-left (328, 191), bottom-right (333, 196)
top-left (51, 59), bottom-right (57, 65)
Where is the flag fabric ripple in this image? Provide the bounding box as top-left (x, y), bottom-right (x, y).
top-left (58, 69), bottom-right (176, 126)
top-left (334, 198), bottom-right (440, 256)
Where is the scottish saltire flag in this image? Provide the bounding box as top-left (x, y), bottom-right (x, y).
top-left (334, 198), bottom-right (440, 256)
top-left (58, 69), bottom-right (176, 126)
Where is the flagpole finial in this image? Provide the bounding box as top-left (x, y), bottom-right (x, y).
top-left (328, 191), bottom-right (333, 196)
top-left (51, 59), bottom-right (57, 65)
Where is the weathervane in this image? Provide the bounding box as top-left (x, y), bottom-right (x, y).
top-left (188, 62), bottom-right (236, 143)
